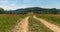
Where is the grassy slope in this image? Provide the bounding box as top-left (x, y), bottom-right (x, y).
top-left (37, 14), bottom-right (60, 26)
top-left (0, 14), bottom-right (26, 32)
top-left (29, 16), bottom-right (53, 32)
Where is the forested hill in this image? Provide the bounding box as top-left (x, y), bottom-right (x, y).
top-left (0, 7), bottom-right (60, 14)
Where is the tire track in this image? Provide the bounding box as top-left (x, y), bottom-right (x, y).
top-left (34, 16), bottom-right (60, 32)
top-left (11, 16), bottom-right (29, 32)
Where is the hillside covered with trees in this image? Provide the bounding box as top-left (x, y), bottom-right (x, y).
top-left (0, 7), bottom-right (60, 14)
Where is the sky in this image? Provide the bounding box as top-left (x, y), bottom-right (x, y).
top-left (0, 0), bottom-right (60, 10)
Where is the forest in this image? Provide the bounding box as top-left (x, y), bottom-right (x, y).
top-left (0, 7), bottom-right (60, 14)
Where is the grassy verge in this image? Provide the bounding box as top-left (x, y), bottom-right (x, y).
top-left (37, 14), bottom-right (60, 26)
top-left (0, 14), bottom-right (26, 32)
top-left (29, 16), bottom-right (53, 32)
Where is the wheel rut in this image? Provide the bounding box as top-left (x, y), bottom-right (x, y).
top-left (34, 16), bottom-right (60, 32)
top-left (12, 16), bottom-right (29, 32)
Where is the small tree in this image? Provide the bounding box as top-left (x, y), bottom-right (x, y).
top-left (0, 8), bottom-right (4, 14)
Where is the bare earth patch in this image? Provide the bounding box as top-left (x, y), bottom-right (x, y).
top-left (34, 16), bottom-right (60, 32)
top-left (11, 16), bottom-right (29, 32)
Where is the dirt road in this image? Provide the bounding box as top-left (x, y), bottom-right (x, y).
top-left (34, 16), bottom-right (60, 32)
top-left (12, 16), bottom-right (29, 32)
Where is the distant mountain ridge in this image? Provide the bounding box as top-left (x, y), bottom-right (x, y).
top-left (0, 7), bottom-right (60, 14)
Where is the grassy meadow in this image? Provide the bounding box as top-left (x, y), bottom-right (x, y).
top-left (0, 14), bottom-right (60, 32)
top-left (0, 14), bottom-right (26, 32)
top-left (29, 16), bottom-right (53, 32)
top-left (37, 14), bottom-right (60, 26)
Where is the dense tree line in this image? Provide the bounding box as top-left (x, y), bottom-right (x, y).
top-left (0, 7), bottom-right (60, 14)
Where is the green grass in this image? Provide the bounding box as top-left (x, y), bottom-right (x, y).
top-left (29, 16), bottom-right (53, 32)
top-left (37, 14), bottom-right (60, 26)
top-left (0, 14), bottom-right (26, 32)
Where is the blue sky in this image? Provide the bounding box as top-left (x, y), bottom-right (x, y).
top-left (0, 0), bottom-right (60, 10)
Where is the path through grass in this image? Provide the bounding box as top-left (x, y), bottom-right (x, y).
top-left (29, 16), bottom-right (53, 32)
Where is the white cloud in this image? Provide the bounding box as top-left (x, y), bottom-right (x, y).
top-left (0, 0), bottom-right (60, 10)
top-left (0, 3), bottom-right (28, 10)
top-left (0, 0), bottom-right (21, 10)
